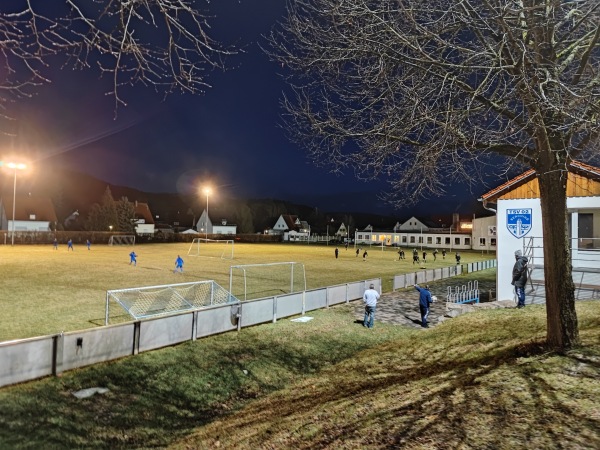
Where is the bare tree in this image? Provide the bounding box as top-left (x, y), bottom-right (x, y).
top-left (0, 1), bottom-right (234, 121)
top-left (267, 0), bottom-right (600, 349)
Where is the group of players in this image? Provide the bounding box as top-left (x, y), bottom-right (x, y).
top-left (397, 248), bottom-right (461, 265)
top-left (128, 251), bottom-right (184, 273)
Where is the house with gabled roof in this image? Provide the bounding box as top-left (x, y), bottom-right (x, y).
top-left (0, 194), bottom-right (58, 232)
top-left (480, 160), bottom-right (600, 304)
top-left (270, 214), bottom-right (310, 241)
top-left (133, 201), bottom-right (155, 236)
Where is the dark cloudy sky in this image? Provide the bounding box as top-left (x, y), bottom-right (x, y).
top-left (0, 1), bottom-right (490, 216)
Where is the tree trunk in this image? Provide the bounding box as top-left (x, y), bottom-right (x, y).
top-left (537, 169), bottom-right (580, 349)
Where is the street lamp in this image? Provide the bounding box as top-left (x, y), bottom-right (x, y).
top-left (7, 162), bottom-right (27, 246)
top-left (326, 218), bottom-right (334, 245)
top-left (203, 187), bottom-right (212, 240)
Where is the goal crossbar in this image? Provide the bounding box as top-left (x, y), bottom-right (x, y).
top-left (187, 238), bottom-right (234, 259)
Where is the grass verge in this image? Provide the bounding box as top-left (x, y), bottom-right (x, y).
top-left (0, 300), bottom-right (598, 449)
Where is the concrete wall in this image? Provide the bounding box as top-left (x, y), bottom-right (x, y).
top-left (0, 280), bottom-right (371, 389)
top-left (0, 265), bottom-right (494, 389)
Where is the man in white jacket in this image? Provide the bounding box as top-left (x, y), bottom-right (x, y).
top-left (363, 283), bottom-right (380, 329)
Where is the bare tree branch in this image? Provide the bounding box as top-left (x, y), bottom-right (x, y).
top-left (0, 1), bottom-right (236, 124)
top-left (266, 0), bottom-right (600, 207)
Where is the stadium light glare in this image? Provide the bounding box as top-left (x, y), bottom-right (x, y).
top-left (6, 162), bottom-right (27, 246)
top-left (203, 187), bottom-right (212, 240)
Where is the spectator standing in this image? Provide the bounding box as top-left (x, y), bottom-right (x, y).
top-left (67, 239), bottom-right (74, 251)
top-left (362, 283), bottom-right (380, 329)
top-left (512, 250), bottom-right (529, 308)
top-left (174, 255), bottom-right (184, 273)
top-left (456, 252), bottom-right (461, 265)
top-left (414, 284), bottom-right (433, 328)
top-left (129, 251), bottom-right (138, 266)
top-left (433, 249), bottom-right (438, 261)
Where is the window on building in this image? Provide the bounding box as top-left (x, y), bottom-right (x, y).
top-left (372, 235), bottom-right (377, 241)
top-left (491, 238), bottom-right (497, 246)
top-left (454, 237), bottom-right (460, 245)
top-left (402, 236), bottom-right (407, 243)
top-left (579, 213), bottom-right (595, 249)
top-left (418, 236), bottom-right (423, 244)
top-left (445, 237), bottom-right (450, 245)
top-left (410, 236), bottom-right (415, 243)
top-left (427, 237), bottom-right (433, 244)
top-left (436, 237), bottom-right (441, 244)
top-left (465, 238), bottom-right (471, 245)
top-left (479, 238), bottom-right (486, 246)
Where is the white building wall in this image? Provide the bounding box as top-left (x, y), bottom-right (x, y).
top-left (472, 216), bottom-right (497, 253)
top-left (497, 195), bottom-right (600, 301)
top-left (212, 225), bottom-right (236, 235)
top-left (496, 198), bottom-right (543, 301)
top-left (9, 220), bottom-right (51, 232)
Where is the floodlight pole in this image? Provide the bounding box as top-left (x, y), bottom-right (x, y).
top-left (8, 162), bottom-right (26, 246)
top-left (203, 187), bottom-right (211, 240)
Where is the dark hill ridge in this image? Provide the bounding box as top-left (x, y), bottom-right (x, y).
top-left (0, 168), bottom-right (408, 232)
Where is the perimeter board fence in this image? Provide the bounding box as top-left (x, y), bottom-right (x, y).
top-left (392, 259), bottom-right (497, 290)
top-left (0, 260), bottom-right (496, 388)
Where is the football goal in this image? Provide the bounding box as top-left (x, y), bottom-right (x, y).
top-left (108, 235), bottom-right (136, 246)
top-left (187, 238), bottom-right (234, 259)
top-left (229, 262), bottom-right (306, 301)
top-left (105, 280), bottom-right (239, 324)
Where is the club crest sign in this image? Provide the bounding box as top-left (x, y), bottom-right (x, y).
top-left (507, 208), bottom-right (532, 238)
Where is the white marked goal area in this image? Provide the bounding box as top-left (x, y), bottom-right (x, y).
top-left (105, 280), bottom-right (238, 324)
top-left (108, 235), bottom-right (136, 246)
top-left (187, 238), bottom-right (234, 259)
top-left (229, 262), bottom-right (306, 301)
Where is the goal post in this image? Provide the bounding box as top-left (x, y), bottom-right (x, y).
top-left (108, 235), bottom-right (136, 246)
top-left (187, 238), bottom-right (234, 259)
top-left (229, 262), bottom-right (306, 301)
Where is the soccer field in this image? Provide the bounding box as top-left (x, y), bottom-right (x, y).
top-left (0, 242), bottom-right (494, 341)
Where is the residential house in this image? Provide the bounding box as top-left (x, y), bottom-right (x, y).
top-left (355, 215), bottom-right (473, 250)
top-left (0, 195), bottom-right (58, 232)
top-left (270, 214), bottom-right (311, 241)
top-left (133, 201), bottom-right (155, 236)
top-left (197, 209), bottom-right (213, 235)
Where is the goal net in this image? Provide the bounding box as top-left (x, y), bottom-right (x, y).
top-left (108, 235), bottom-right (136, 246)
top-left (187, 238), bottom-right (234, 259)
top-left (229, 262), bottom-right (306, 301)
top-left (105, 280), bottom-right (239, 324)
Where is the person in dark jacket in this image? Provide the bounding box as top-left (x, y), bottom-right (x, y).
top-left (512, 249), bottom-right (529, 308)
top-left (414, 284), bottom-right (433, 328)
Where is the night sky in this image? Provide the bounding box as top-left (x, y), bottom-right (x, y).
top-left (0, 1), bottom-right (493, 217)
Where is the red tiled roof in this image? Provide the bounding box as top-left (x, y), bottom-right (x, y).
top-left (133, 202), bottom-right (154, 224)
top-left (1, 195), bottom-right (58, 222)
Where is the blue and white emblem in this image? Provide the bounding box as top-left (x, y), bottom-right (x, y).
top-left (506, 208), bottom-right (532, 238)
